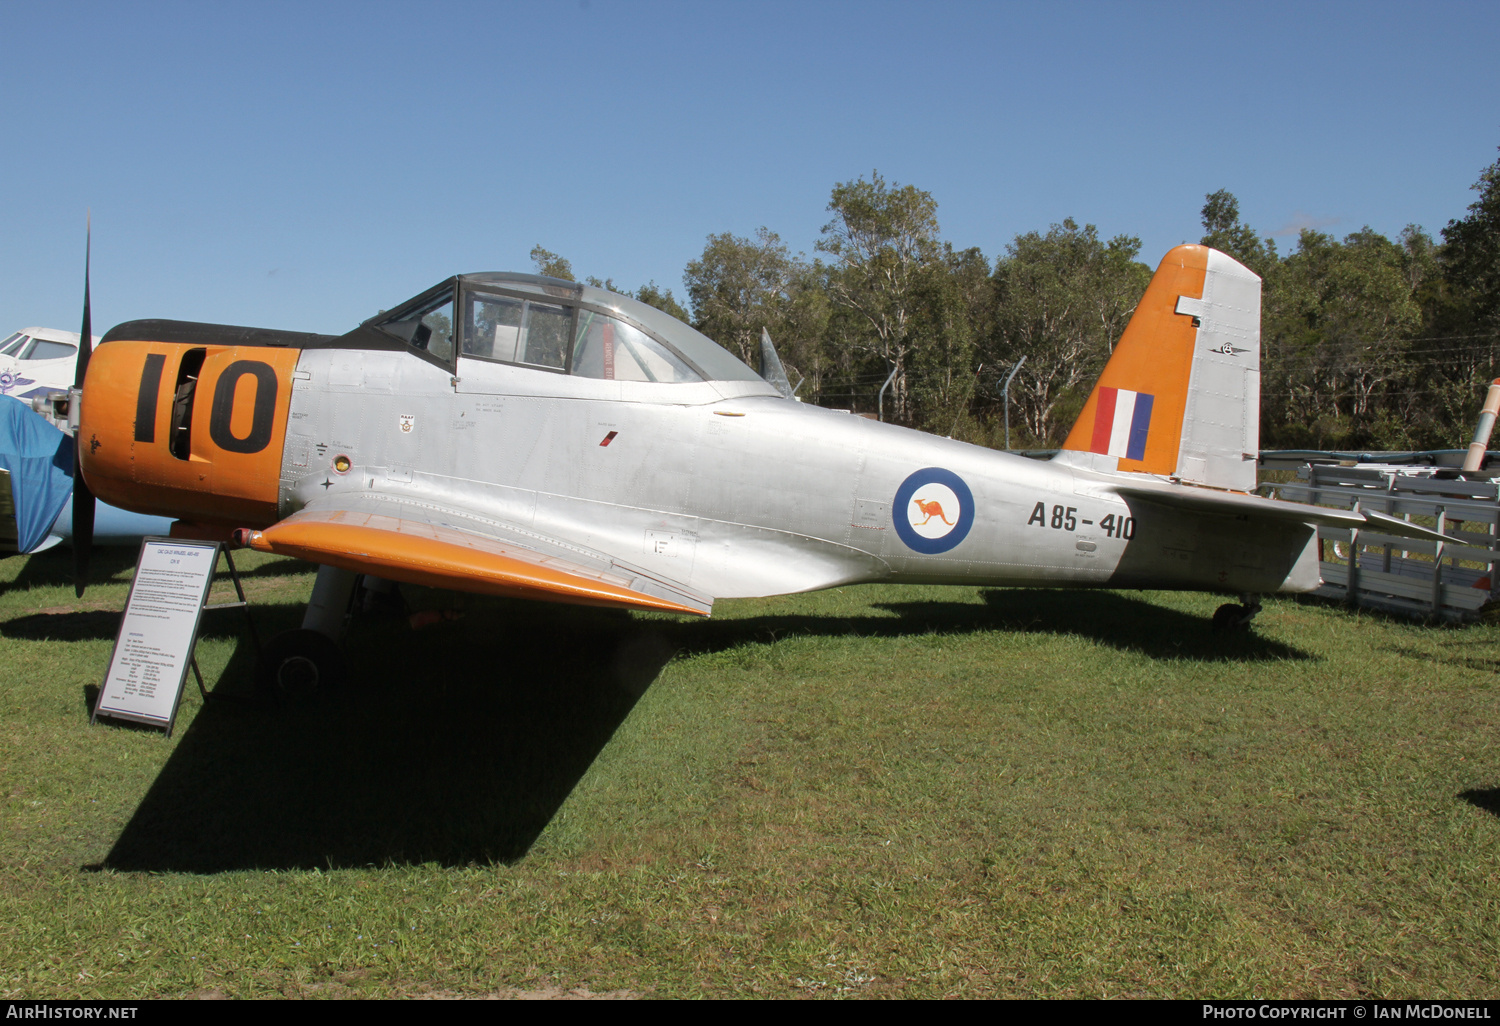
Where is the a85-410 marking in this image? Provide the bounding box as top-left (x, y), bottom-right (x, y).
top-left (1026, 502), bottom-right (1135, 539)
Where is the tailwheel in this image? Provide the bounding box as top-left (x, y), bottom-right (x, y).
top-left (257, 628), bottom-right (347, 701)
top-left (1212, 595), bottom-right (1263, 632)
top-left (1212, 604), bottom-right (1249, 631)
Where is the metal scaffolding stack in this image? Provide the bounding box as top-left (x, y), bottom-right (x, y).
top-left (1271, 464), bottom-right (1499, 621)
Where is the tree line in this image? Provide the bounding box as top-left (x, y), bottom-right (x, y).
top-left (533, 147), bottom-right (1500, 453)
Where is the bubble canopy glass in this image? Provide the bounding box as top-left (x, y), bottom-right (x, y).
top-left (371, 272), bottom-right (763, 384)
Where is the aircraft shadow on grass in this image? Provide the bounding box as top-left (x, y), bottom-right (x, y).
top-left (92, 599), bottom-right (674, 873)
top-left (0, 545), bottom-right (313, 600)
top-left (638, 589), bottom-right (1312, 664)
top-left (84, 589), bottom-right (1308, 873)
top-left (954, 589), bottom-right (1304, 663)
top-left (1459, 788), bottom-right (1500, 818)
top-left (4, 607), bottom-right (277, 645)
top-left (2, 596), bottom-right (286, 645)
top-left (1379, 641), bottom-right (1500, 675)
top-left (0, 546), bottom-right (141, 597)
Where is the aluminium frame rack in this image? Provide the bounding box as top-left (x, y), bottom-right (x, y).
top-left (1272, 464), bottom-right (1499, 622)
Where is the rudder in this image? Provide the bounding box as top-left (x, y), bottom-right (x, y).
top-left (1060, 244), bottom-right (1260, 491)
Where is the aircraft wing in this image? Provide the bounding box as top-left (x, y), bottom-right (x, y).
top-left (1113, 482), bottom-right (1454, 543)
top-left (239, 494), bottom-right (713, 616)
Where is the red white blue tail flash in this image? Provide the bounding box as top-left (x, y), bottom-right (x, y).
top-left (1089, 387), bottom-right (1154, 462)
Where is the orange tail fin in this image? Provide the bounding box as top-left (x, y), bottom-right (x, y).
top-left (1060, 244), bottom-right (1261, 491)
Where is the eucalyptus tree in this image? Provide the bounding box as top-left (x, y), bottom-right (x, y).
top-left (632, 281), bottom-right (690, 323)
top-left (529, 246), bottom-right (688, 323)
top-left (1199, 190), bottom-right (1278, 277)
top-left (906, 244), bottom-right (990, 434)
top-left (1442, 148), bottom-right (1500, 336)
top-left (683, 228), bottom-right (803, 367)
top-left (1433, 147), bottom-right (1500, 421)
top-left (815, 171), bottom-right (942, 423)
top-left (987, 220), bottom-right (1150, 445)
top-left (529, 245), bottom-right (575, 282)
top-left (1260, 227), bottom-right (1428, 447)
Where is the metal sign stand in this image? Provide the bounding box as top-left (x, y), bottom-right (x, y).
top-left (93, 539), bottom-right (260, 738)
top-left (188, 547), bottom-right (259, 706)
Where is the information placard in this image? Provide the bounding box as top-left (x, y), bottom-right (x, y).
top-left (94, 537), bottom-right (220, 734)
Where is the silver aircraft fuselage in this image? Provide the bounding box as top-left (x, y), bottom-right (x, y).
top-left (278, 345), bottom-right (1318, 602)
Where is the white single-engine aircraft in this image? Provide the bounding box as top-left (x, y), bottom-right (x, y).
top-left (2, 326), bottom-right (96, 402)
top-left (68, 244), bottom-right (1446, 688)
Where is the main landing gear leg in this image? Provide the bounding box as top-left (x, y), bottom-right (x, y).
top-left (1212, 594), bottom-right (1263, 632)
top-left (357, 574), bottom-right (406, 617)
top-left (302, 565), bottom-right (358, 639)
top-left (257, 565), bottom-right (355, 700)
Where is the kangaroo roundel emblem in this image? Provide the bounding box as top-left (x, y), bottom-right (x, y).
top-left (893, 468), bottom-right (975, 554)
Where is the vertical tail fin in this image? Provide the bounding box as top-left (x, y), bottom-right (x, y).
top-left (1061, 244), bottom-right (1261, 491)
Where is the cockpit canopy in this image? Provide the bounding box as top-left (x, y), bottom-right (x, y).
top-left (369, 273), bottom-right (763, 384)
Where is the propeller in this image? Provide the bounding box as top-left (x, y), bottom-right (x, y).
top-left (72, 214), bottom-right (95, 597)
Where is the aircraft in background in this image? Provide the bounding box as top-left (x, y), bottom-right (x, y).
top-left (63, 244), bottom-right (1450, 690)
top-left (1, 324), bottom-right (168, 559)
top-left (1, 327), bottom-right (97, 404)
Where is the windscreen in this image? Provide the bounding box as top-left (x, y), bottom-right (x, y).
top-left (376, 289), bottom-right (455, 361)
top-left (24, 340), bottom-right (76, 361)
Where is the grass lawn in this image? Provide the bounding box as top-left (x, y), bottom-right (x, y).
top-left (1, 543), bottom-right (1497, 998)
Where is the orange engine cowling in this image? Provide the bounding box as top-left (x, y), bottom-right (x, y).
top-left (78, 340), bottom-right (300, 529)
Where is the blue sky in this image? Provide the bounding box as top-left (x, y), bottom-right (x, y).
top-left (2, 0), bottom-right (1497, 337)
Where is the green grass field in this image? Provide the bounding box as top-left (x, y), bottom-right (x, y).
top-left (1, 544), bottom-right (1497, 999)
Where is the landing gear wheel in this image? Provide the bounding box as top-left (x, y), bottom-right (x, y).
top-left (1212, 603), bottom-right (1251, 632)
top-left (257, 628), bottom-right (346, 701)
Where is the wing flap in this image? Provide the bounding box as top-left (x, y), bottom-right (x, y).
top-left (243, 504), bottom-right (711, 616)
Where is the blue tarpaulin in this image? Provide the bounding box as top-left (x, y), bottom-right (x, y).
top-left (0, 396), bottom-right (75, 554)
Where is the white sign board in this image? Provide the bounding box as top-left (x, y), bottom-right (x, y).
top-left (94, 538), bottom-right (219, 733)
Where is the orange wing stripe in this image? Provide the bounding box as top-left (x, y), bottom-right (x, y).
top-left (245, 509), bottom-right (706, 616)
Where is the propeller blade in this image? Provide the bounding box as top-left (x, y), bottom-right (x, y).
top-left (75, 213), bottom-right (92, 389)
top-left (73, 214), bottom-right (95, 597)
top-left (72, 459), bottom-right (95, 597)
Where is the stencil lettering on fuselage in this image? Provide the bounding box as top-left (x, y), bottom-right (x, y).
top-left (892, 468), bottom-right (974, 555)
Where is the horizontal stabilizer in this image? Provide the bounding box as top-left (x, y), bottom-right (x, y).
top-left (1360, 509), bottom-right (1455, 544)
top-left (241, 502), bottom-right (712, 616)
top-left (1115, 483), bottom-right (1460, 543)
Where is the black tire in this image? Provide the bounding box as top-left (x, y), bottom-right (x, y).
top-left (1212, 603), bottom-right (1248, 632)
top-left (257, 628), bottom-right (346, 700)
